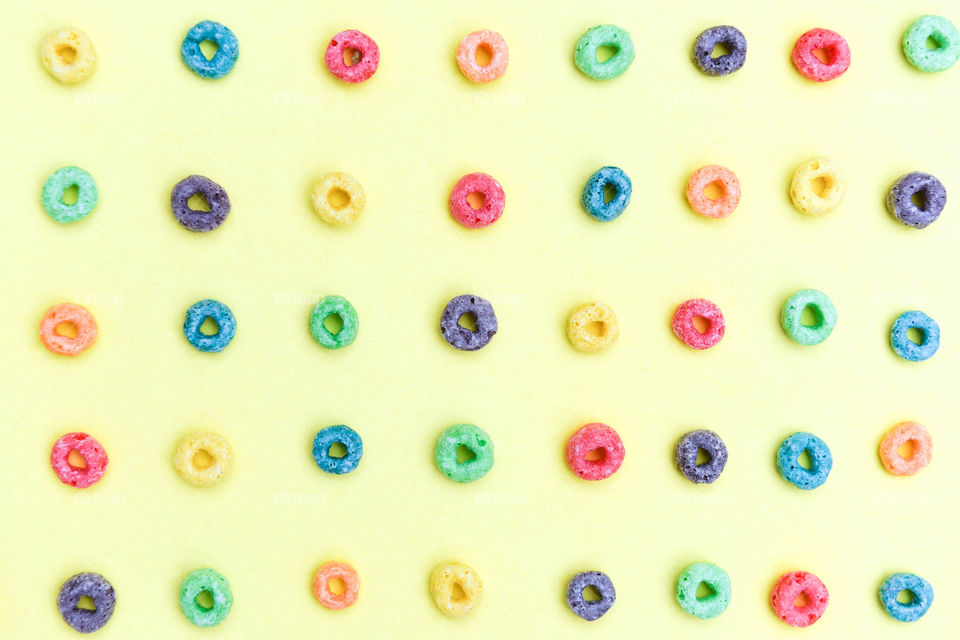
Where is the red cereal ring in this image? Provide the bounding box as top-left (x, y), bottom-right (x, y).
top-left (39, 303), bottom-right (98, 356)
top-left (50, 432), bottom-right (108, 488)
top-left (791, 28), bottom-right (850, 82)
top-left (879, 421), bottom-right (932, 476)
top-left (324, 30), bottom-right (379, 83)
top-left (448, 172), bottom-right (505, 229)
top-left (456, 30), bottom-right (509, 83)
top-left (565, 423), bottom-right (625, 481)
top-left (770, 571), bottom-right (829, 627)
top-left (672, 298), bottom-right (725, 350)
top-left (685, 165), bottom-right (741, 218)
top-left (312, 561), bottom-right (360, 610)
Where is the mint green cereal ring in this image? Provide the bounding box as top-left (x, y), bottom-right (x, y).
top-left (781, 289), bottom-right (837, 346)
top-left (676, 562), bottom-right (732, 619)
top-left (902, 15), bottom-right (960, 72)
top-left (434, 424), bottom-right (494, 483)
top-left (575, 25), bottom-right (635, 80)
top-left (309, 295), bottom-right (358, 349)
top-left (179, 568), bottom-right (232, 627)
top-left (41, 166), bottom-right (98, 223)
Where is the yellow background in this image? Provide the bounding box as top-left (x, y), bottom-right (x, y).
top-left (2, 0), bottom-right (957, 637)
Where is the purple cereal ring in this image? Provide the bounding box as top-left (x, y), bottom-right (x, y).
top-left (674, 429), bottom-right (728, 484)
top-left (170, 175), bottom-right (230, 232)
top-left (672, 298), bottom-right (725, 350)
top-left (448, 172), bottom-right (505, 229)
top-left (886, 172), bottom-right (946, 229)
top-left (57, 572), bottom-right (116, 633)
top-left (440, 294), bottom-right (497, 351)
top-left (325, 30), bottom-right (379, 83)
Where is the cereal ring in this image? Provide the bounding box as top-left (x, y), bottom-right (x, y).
top-left (791, 28), bottom-right (850, 82)
top-left (672, 298), bottom-right (725, 350)
top-left (566, 302), bottom-right (619, 352)
top-left (39, 303), bottom-right (98, 356)
top-left (180, 568), bottom-right (232, 627)
top-left (170, 175), bottom-right (231, 232)
top-left (880, 573), bottom-right (934, 622)
top-left (325, 30), bottom-right (379, 83)
top-left (566, 571), bottom-right (615, 621)
top-left (886, 172), bottom-right (946, 229)
top-left (790, 157), bottom-right (846, 216)
top-left (676, 562), bottom-right (731, 619)
top-left (50, 432), bottom-right (108, 489)
top-left (674, 430), bottom-right (727, 484)
top-left (776, 432), bottom-right (832, 490)
top-left (430, 561), bottom-right (482, 617)
top-left (879, 421), bottom-right (932, 476)
top-left (183, 299), bottom-right (236, 353)
top-left (312, 561), bottom-right (360, 610)
top-left (181, 20), bottom-right (239, 79)
top-left (440, 294), bottom-right (497, 351)
top-left (890, 311), bottom-right (939, 362)
top-left (903, 16), bottom-right (960, 73)
top-left (685, 165), bottom-right (740, 218)
top-left (41, 166), bottom-right (98, 224)
top-left (565, 423), bottom-right (625, 481)
top-left (770, 571), bottom-right (828, 627)
top-left (313, 425), bottom-right (363, 475)
top-left (692, 26), bottom-right (747, 76)
top-left (448, 172), bottom-right (505, 229)
top-left (174, 432), bottom-right (232, 486)
top-left (435, 424), bottom-right (494, 483)
top-left (41, 27), bottom-right (96, 84)
top-left (57, 572), bottom-right (115, 633)
top-left (575, 25), bottom-right (634, 80)
top-left (581, 167), bottom-right (631, 222)
top-left (780, 289), bottom-right (836, 346)
top-left (456, 30), bottom-right (508, 82)
top-left (310, 172), bottom-right (365, 225)
top-left (309, 295), bottom-right (359, 349)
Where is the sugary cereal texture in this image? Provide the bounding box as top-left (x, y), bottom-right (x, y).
top-left (566, 571), bottom-right (616, 621)
top-left (692, 25), bottom-right (747, 76)
top-left (879, 421), bottom-right (932, 476)
top-left (430, 561), bottom-right (482, 617)
top-left (183, 299), bottom-right (237, 353)
top-left (886, 172), bottom-right (946, 229)
top-left (313, 425), bottom-right (363, 475)
top-left (672, 298), bottom-right (725, 350)
top-left (440, 294), bottom-right (498, 351)
top-left (902, 15), bottom-right (960, 72)
top-left (41, 27), bottom-right (96, 84)
top-left (581, 166), bottom-right (631, 222)
top-left (309, 295), bottom-right (359, 349)
top-left (674, 429), bottom-right (727, 484)
top-left (566, 302), bottom-right (619, 351)
top-left (685, 165), bottom-right (740, 218)
top-left (434, 423), bottom-right (494, 483)
top-left (575, 25), bottom-right (635, 80)
top-left (448, 172), bottom-right (505, 229)
top-left (676, 562), bottom-right (731, 619)
top-left (776, 432), bottom-right (832, 490)
top-left (180, 20), bottom-right (239, 79)
top-left (890, 310), bottom-right (939, 361)
top-left (791, 28), bottom-right (850, 82)
top-left (180, 568), bottom-right (233, 627)
top-left (790, 157), bottom-right (845, 216)
top-left (174, 431), bottom-right (232, 486)
top-left (565, 423), bottom-right (625, 481)
top-left (879, 573), bottom-right (934, 622)
top-left (770, 571), bottom-right (829, 627)
top-left (325, 30), bottom-right (380, 83)
top-left (457, 30), bottom-right (508, 82)
top-left (39, 302), bottom-right (98, 356)
top-left (57, 572), bottom-right (116, 633)
top-left (50, 432), bottom-right (108, 489)
top-left (780, 288), bottom-right (837, 346)
top-left (41, 166), bottom-right (98, 224)
top-left (170, 175), bottom-right (231, 232)
top-left (313, 561), bottom-right (360, 609)
top-left (311, 172), bottom-right (366, 225)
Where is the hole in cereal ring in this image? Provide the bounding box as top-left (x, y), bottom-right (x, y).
top-left (911, 190), bottom-right (927, 210)
top-left (76, 595), bottom-right (96, 611)
top-left (475, 43), bottom-right (493, 67)
top-left (585, 321), bottom-right (605, 337)
top-left (602, 182), bottom-right (618, 204)
top-left (897, 589), bottom-right (915, 604)
top-left (199, 39), bottom-right (219, 61)
top-left (710, 41), bottom-right (732, 59)
top-left (452, 582), bottom-right (468, 601)
top-left (906, 327), bottom-right (925, 346)
top-left (456, 445), bottom-right (476, 464)
top-left (199, 317), bottom-right (220, 336)
top-left (324, 313), bottom-right (343, 335)
top-left (328, 577), bottom-right (345, 595)
top-left (56, 45), bottom-right (77, 64)
top-left (193, 448), bottom-right (214, 470)
top-left (466, 192), bottom-right (485, 210)
top-left (595, 45), bottom-right (617, 63)
top-left (585, 447), bottom-right (606, 463)
top-left (702, 181), bottom-right (724, 201)
top-left (343, 47), bottom-right (362, 67)
top-left (897, 439), bottom-right (916, 460)
top-left (797, 449), bottom-right (813, 470)
top-left (187, 192), bottom-right (211, 212)
top-left (61, 184), bottom-right (79, 206)
top-left (67, 449), bottom-right (87, 469)
top-left (327, 187), bottom-right (350, 210)
top-left (696, 581), bottom-right (716, 599)
top-left (695, 447), bottom-right (712, 466)
top-left (195, 590), bottom-right (214, 610)
top-left (793, 591), bottom-right (811, 608)
top-left (457, 312), bottom-right (478, 332)
top-left (800, 305), bottom-right (820, 327)
top-left (328, 441), bottom-right (347, 459)
top-left (692, 316), bottom-right (710, 334)
top-left (926, 36), bottom-right (941, 50)
top-left (812, 47), bottom-right (832, 64)
top-left (582, 585), bottom-right (602, 602)
top-left (811, 176), bottom-right (830, 197)
top-left (56, 321), bottom-right (79, 338)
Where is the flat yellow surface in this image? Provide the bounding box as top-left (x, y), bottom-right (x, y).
top-left (1, 0), bottom-right (957, 637)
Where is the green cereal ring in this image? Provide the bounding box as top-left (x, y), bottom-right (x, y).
top-left (902, 15), bottom-right (960, 72)
top-left (676, 562), bottom-right (732, 619)
top-left (434, 424), bottom-right (494, 483)
top-left (781, 289), bottom-right (837, 346)
top-left (41, 166), bottom-right (98, 223)
top-left (309, 295), bottom-right (358, 349)
top-left (179, 568), bottom-right (232, 627)
top-left (575, 25), bottom-right (635, 80)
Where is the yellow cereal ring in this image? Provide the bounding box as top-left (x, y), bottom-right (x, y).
top-left (310, 172), bottom-right (365, 225)
top-left (41, 27), bottom-right (97, 84)
top-left (430, 561), bottom-right (482, 617)
top-left (174, 432), bottom-right (232, 486)
top-left (789, 157), bottom-right (845, 216)
top-left (566, 302), bottom-right (620, 352)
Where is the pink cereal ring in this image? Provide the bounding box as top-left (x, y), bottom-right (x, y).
top-left (565, 423), bottom-right (625, 481)
top-left (312, 561), bottom-right (360, 610)
top-left (672, 298), bottom-right (725, 350)
top-left (770, 571), bottom-right (829, 627)
top-left (448, 172), bottom-right (505, 229)
top-left (456, 30), bottom-right (508, 83)
top-left (50, 432), bottom-right (108, 488)
top-left (325, 30), bottom-right (379, 83)
top-left (685, 165), bottom-right (741, 219)
top-left (879, 421), bottom-right (932, 476)
top-left (39, 303), bottom-right (98, 356)
top-left (792, 28), bottom-right (850, 82)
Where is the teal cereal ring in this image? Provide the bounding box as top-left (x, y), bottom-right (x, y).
top-left (179, 568), bottom-right (233, 627)
top-left (781, 289), bottom-right (837, 346)
top-left (676, 562), bottom-right (732, 619)
top-left (41, 166), bottom-right (98, 223)
top-left (434, 423), bottom-right (494, 483)
top-left (309, 295), bottom-right (358, 349)
top-left (902, 16), bottom-right (960, 72)
top-left (575, 25), bottom-right (635, 80)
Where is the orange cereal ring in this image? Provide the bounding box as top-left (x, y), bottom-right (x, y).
top-left (685, 165), bottom-right (741, 218)
top-left (312, 562), bottom-right (359, 610)
top-left (39, 303), bottom-right (98, 356)
top-left (456, 30), bottom-right (508, 83)
top-left (879, 421), bottom-right (932, 476)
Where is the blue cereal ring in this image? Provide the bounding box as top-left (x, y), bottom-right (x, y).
top-left (312, 425), bottom-right (363, 474)
top-left (183, 299), bottom-right (236, 353)
top-left (891, 311), bottom-right (940, 362)
top-left (181, 20), bottom-right (239, 79)
top-left (581, 167), bottom-right (631, 222)
top-left (776, 432), bottom-right (832, 490)
top-left (880, 573), bottom-right (934, 622)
